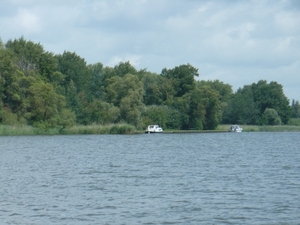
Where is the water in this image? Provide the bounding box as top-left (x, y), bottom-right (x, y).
top-left (1, 132), bottom-right (300, 224)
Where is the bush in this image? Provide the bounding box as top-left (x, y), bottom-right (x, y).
top-left (262, 108), bottom-right (281, 125)
top-left (288, 118), bottom-right (300, 126)
top-left (110, 124), bottom-right (136, 134)
top-left (0, 108), bottom-right (19, 125)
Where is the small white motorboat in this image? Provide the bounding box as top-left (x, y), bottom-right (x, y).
top-left (145, 125), bottom-right (163, 133)
top-left (229, 125), bottom-right (243, 132)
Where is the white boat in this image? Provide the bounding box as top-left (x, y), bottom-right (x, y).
top-left (145, 125), bottom-right (163, 133)
top-left (229, 125), bottom-right (243, 132)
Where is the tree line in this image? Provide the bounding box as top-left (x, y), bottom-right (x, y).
top-left (0, 37), bottom-right (297, 131)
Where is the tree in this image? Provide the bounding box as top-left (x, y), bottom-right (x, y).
top-left (224, 80), bottom-right (292, 125)
top-left (97, 101), bottom-right (120, 124)
top-left (24, 82), bottom-right (75, 129)
top-left (105, 73), bottom-right (143, 106)
top-left (57, 108), bottom-right (76, 132)
top-left (142, 105), bottom-right (168, 129)
top-left (189, 86), bottom-right (221, 130)
top-left (56, 51), bottom-right (91, 95)
top-left (161, 64), bottom-right (199, 97)
top-left (197, 80), bottom-right (233, 103)
top-left (0, 107), bottom-right (19, 125)
top-left (89, 63), bottom-right (104, 100)
top-left (142, 73), bottom-right (175, 105)
top-left (74, 92), bottom-right (120, 125)
top-left (261, 108), bottom-right (281, 125)
top-left (0, 38), bottom-right (3, 49)
top-left (251, 80), bottom-right (292, 124)
top-left (0, 46), bottom-right (19, 105)
top-left (103, 73), bottom-right (144, 127)
top-left (25, 82), bottom-right (59, 127)
top-left (142, 105), bottom-right (181, 129)
top-left (171, 94), bottom-right (191, 129)
top-left (197, 80), bottom-right (233, 124)
top-left (120, 89), bottom-right (144, 128)
top-left (223, 86), bottom-right (260, 125)
top-left (6, 37), bottom-right (43, 72)
top-left (113, 61), bottom-right (137, 77)
top-left (5, 37), bottom-right (57, 80)
top-left (291, 100), bottom-right (300, 118)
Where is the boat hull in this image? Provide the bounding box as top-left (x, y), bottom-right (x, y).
top-left (145, 131), bottom-right (163, 133)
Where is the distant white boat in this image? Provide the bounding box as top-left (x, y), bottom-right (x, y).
top-left (229, 125), bottom-right (243, 132)
top-left (145, 125), bottom-right (163, 133)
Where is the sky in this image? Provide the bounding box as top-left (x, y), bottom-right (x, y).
top-left (1, 0), bottom-right (300, 101)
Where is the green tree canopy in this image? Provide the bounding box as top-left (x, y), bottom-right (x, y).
top-left (105, 73), bottom-right (143, 106)
top-left (224, 80), bottom-right (292, 125)
top-left (197, 80), bottom-right (233, 103)
top-left (251, 80), bottom-right (291, 124)
top-left (261, 108), bottom-right (281, 125)
top-left (114, 61), bottom-right (137, 77)
top-left (141, 70), bottom-right (179, 106)
top-left (56, 51), bottom-right (91, 95)
top-left (223, 86), bottom-right (259, 125)
top-left (5, 37), bottom-right (57, 81)
top-left (0, 37), bottom-right (296, 130)
top-left (189, 86), bottom-right (221, 130)
top-left (291, 100), bottom-right (300, 118)
top-left (24, 81), bottom-right (75, 129)
top-left (161, 64), bottom-right (199, 97)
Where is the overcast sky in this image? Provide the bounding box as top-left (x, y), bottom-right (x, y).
top-left (1, 0), bottom-right (300, 101)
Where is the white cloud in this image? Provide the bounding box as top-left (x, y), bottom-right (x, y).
top-left (15, 9), bottom-right (41, 34)
top-left (107, 54), bottom-right (143, 69)
top-left (1, 8), bottom-right (43, 36)
top-left (275, 11), bottom-right (300, 34)
top-left (0, 0), bottom-right (299, 101)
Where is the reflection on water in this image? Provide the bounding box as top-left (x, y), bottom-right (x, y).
top-left (1, 132), bottom-right (300, 224)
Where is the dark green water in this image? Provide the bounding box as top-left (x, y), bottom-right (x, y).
top-left (1, 132), bottom-right (300, 224)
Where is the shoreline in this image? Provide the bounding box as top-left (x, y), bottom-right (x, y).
top-left (1, 124), bottom-right (300, 136)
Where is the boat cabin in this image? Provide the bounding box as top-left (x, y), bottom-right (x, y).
top-left (145, 125), bottom-right (163, 133)
top-left (229, 125), bottom-right (243, 132)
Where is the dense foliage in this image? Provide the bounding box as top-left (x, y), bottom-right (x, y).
top-left (291, 100), bottom-right (300, 118)
top-left (0, 37), bottom-right (295, 131)
top-left (222, 81), bottom-right (292, 125)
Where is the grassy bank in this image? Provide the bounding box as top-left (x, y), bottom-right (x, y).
top-left (61, 124), bottom-right (137, 135)
top-left (1, 123), bottom-right (300, 136)
top-left (216, 124), bottom-right (300, 132)
top-left (0, 124), bottom-right (137, 136)
top-left (0, 125), bottom-right (59, 136)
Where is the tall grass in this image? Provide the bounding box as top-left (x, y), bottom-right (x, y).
top-left (0, 123), bottom-right (138, 136)
top-left (257, 125), bottom-right (300, 132)
top-left (0, 125), bottom-right (60, 136)
top-left (217, 124), bottom-right (300, 132)
top-left (60, 123), bottom-right (137, 135)
top-left (2, 123), bottom-right (300, 136)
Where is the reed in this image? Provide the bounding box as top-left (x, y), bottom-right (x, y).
top-left (61, 123), bottom-right (137, 135)
top-left (0, 123), bottom-right (137, 136)
top-left (1, 123), bottom-right (300, 136)
top-left (217, 124), bottom-right (300, 132)
top-left (257, 125), bottom-right (300, 132)
top-left (0, 125), bottom-right (60, 136)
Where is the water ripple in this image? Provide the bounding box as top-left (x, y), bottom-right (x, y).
top-left (1, 133), bottom-right (300, 224)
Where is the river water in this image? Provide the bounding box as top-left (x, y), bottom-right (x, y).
top-left (1, 132), bottom-right (300, 224)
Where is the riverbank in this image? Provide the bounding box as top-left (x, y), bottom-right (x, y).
top-left (216, 124), bottom-right (300, 132)
top-left (163, 125), bottom-right (300, 134)
top-left (0, 124), bottom-right (137, 136)
top-left (1, 124), bottom-right (300, 136)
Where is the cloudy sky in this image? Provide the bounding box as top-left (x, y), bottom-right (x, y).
top-left (1, 0), bottom-right (300, 101)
